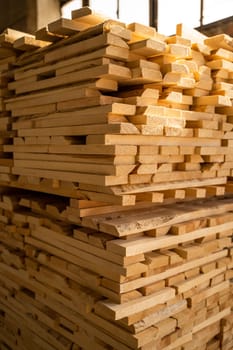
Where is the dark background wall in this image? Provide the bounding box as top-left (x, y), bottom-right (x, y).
top-left (0, 0), bottom-right (28, 32)
top-left (198, 16), bottom-right (233, 36)
top-left (0, 0), bottom-right (61, 34)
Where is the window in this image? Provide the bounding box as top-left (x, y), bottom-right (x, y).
top-left (89, 0), bottom-right (118, 19)
top-left (62, 0), bottom-right (83, 18)
top-left (62, 0), bottom-right (150, 26)
top-left (119, 0), bottom-right (149, 25)
top-left (203, 0), bottom-right (233, 24)
top-left (158, 0), bottom-right (200, 35)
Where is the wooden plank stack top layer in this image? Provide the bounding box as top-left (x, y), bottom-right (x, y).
top-left (0, 7), bottom-right (233, 212)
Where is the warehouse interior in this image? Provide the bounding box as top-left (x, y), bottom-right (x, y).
top-left (0, 0), bottom-right (233, 350)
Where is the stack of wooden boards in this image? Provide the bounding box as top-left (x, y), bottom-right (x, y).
top-left (0, 191), bottom-right (233, 350)
top-left (0, 29), bottom-right (20, 183)
top-left (0, 6), bottom-right (233, 350)
top-left (2, 7), bottom-right (233, 207)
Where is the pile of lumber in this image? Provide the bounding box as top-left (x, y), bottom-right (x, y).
top-left (0, 6), bottom-right (232, 350)
top-left (1, 7), bottom-right (233, 209)
top-left (0, 191), bottom-right (233, 349)
top-left (0, 29), bottom-right (19, 183)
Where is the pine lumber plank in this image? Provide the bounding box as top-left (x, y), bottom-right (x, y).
top-left (106, 219), bottom-right (233, 248)
top-left (14, 153), bottom-right (135, 166)
top-left (30, 225), bottom-right (140, 272)
top-left (10, 64), bottom-right (131, 94)
top-left (35, 26), bottom-right (65, 42)
top-left (207, 59), bottom-right (233, 71)
top-left (5, 144), bottom-right (137, 155)
top-left (119, 250), bottom-right (227, 294)
top-left (12, 167), bottom-right (128, 186)
top-left (13, 46), bottom-right (129, 82)
top-left (104, 24), bottom-right (131, 41)
top-left (55, 56), bottom-right (114, 76)
top-left (131, 300), bottom-right (187, 333)
top-left (97, 178), bottom-right (227, 197)
top-left (14, 159), bottom-right (136, 176)
top-left (120, 68), bottom-right (163, 85)
top-left (13, 36), bottom-right (50, 51)
top-left (195, 95), bottom-right (232, 106)
top-left (173, 267), bottom-right (226, 294)
top-left (162, 72), bottom-right (195, 88)
top-left (69, 202), bottom-right (132, 217)
top-left (44, 32), bottom-right (129, 64)
top-left (127, 22), bottom-right (166, 42)
top-left (0, 28), bottom-right (33, 46)
top-left (97, 287), bottom-right (175, 320)
top-left (11, 103), bottom-right (57, 117)
top-left (129, 38), bottom-right (167, 56)
top-left (204, 34), bottom-right (233, 51)
top-left (71, 6), bottom-right (109, 25)
top-left (7, 86), bottom-right (100, 111)
top-left (48, 18), bottom-right (89, 36)
top-left (86, 134), bottom-right (221, 147)
top-left (79, 190), bottom-right (136, 206)
top-left (13, 104), bottom-right (130, 122)
top-left (168, 43), bottom-right (191, 58)
top-left (17, 122), bottom-right (139, 137)
top-left (166, 35), bottom-right (191, 46)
